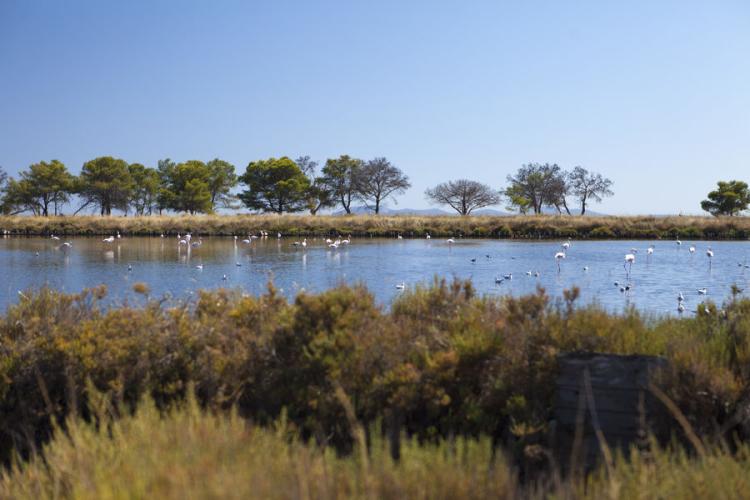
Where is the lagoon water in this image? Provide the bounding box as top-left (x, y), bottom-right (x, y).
top-left (1, 236), bottom-right (749, 315)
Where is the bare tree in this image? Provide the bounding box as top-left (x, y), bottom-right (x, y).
top-left (568, 166), bottom-right (613, 215)
top-left (425, 179), bottom-right (501, 215)
top-left (356, 157), bottom-right (410, 214)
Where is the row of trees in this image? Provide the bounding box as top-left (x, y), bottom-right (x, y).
top-left (0, 155), bottom-right (411, 216)
top-left (0, 158), bottom-right (238, 216)
top-left (241, 155), bottom-right (411, 215)
top-left (425, 164), bottom-right (614, 215)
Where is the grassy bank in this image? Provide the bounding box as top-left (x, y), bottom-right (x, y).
top-left (2, 214), bottom-right (750, 239)
top-left (3, 395), bottom-right (750, 499)
top-left (2, 280), bottom-right (750, 477)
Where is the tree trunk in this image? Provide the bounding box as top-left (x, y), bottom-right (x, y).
top-left (561, 198), bottom-right (571, 215)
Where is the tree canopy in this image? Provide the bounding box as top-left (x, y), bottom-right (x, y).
top-left (356, 157), bottom-right (410, 214)
top-left (238, 157), bottom-right (311, 213)
top-left (2, 160), bottom-right (75, 216)
top-left (206, 159), bottom-right (238, 209)
top-left (78, 157), bottom-right (133, 215)
top-left (296, 156), bottom-right (335, 215)
top-left (321, 155), bottom-right (363, 214)
top-left (504, 163), bottom-right (562, 214)
top-left (128, 163), bottom-right (161, 216)
top-left (701, 180), bottom-right (750, 216)
top-left (568, 166), bottom-right (614, 215)
top-left (161, 160), bottom-right (214, 214)
top-left (425, 179), bottom-right (500, 215)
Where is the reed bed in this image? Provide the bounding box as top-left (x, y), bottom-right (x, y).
top-left (1, 214), bottom-right (750, 239)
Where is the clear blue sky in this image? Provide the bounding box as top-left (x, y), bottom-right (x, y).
top-left (1, 0), bottom-right (748, 215)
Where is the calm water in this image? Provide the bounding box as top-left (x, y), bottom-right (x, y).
top-left (1, 236), bottom-right (749, 315)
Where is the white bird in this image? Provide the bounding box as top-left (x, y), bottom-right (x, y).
top-left (689, 246), bottom-right (696, 254)
top-left (234, 235), bottom-right (238, 241)
top-left (103, 236), bottom-right (115, 243)
top-left (58, 242), bottom-right (72, 250)
top-left (706, 247), bottom-right (714, 259)
top-left (127, 264), bottom-right (132, 272)
top-left (534, 271), bottom-right (540, 277)
top-left (583, 266), bottom-right (589, 271)
top-left (504, 273), bottom-right (512, 280)
top-left (647, 246), bottom-right (654, 255)
top-left (526, 270), bottom-right (533, 276)
top-left (179, 239), bottom-right (188, 245)
top-left (185, 234), bottom-right (192, 243)
top-left (302, 238), bottom-right (307, 248)
top-left (495, 277), bottom-right (504, 284)
top-left (426, 233), bottom-right (431, 239)
top-left (50, 235), bottom-right (60, 240)
top-left (624, 253), bottom-right (636, 277)
top-left (116, 231), bottom-right (121, 239)
top-left (325, 238), bottom-right (333, 244)
top-left (447, 238), bottom-right (455, 244)
top-left (676, 239), bottom-right (682, 246)
top-left (277, 232), bottom-right (282, 239)
top-left (678, 302), bottom-right (686, 313)
top-left (222, 274), bottom-right (227, 281)
top-left (554, 251), bottom-right (566, 272)
top-left (235, 262), bottom-right (242, 267)
top-left (677, 292), bottom-right (684, 302)
top-left (395, 282), bottom-right (405, 290)
top-left (195, 264), bottom-right (204, 270)
top-left (397, 234), bottom-right (403, 240)
top-left (561, 240), bottom-right (571, 250)
top-left (698, 288), bottom-right (708, 295)
top-left (242, 239), bottom-right (251, 244)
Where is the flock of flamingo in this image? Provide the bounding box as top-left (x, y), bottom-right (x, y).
top-left (40, 231), bottom-right (744, 313)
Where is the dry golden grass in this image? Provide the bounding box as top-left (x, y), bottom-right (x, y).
top-left (1, 213), bottom-right (749, 239)
top-left (3, 396), bottom-right (750, 499)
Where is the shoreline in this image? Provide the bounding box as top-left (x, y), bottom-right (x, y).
top-left (1, 214), bottom-right (750, 239)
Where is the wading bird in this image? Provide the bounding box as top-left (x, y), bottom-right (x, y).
top-left (554, 251), bottom-right (566, 272)
top-left (103, 236), bottom-right (115, 243)
top-left (395, 282), bottom-right (405, 290)
top-left (624, 253), bottom-right (636, 277)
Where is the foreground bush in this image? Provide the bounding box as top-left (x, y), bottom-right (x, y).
top-left (3, 397), bottom-right (750, 499)
top-left (1, 280), bottom-right (750, 468)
